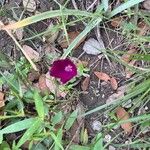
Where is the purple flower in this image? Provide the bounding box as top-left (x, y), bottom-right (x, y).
top-left (50, 58), bottom-right (77, 84)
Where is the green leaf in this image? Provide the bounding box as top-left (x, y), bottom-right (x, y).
top-left (50, 132), bottom-right (64, 150)
top-left (0, 118), bottom-right (36, 135)
top-left (93, 133), bottom-right (104, 150)
top-left (33, 90), bottom-right (45, 120)
top-left (51, 111), bottom-right (63, 126)
top-left (54, 128), bottom-right (63, 150)
top-left (132, 54), bottom-right (150, 61)
top-left (0, 141), bottom-right (11, 150)
top-left (69, 145), bottom-right (90, 150)
top-left (64, 110), bottom-right (78, 130)
top-left (0, 118), bottom-right (36, 144)
top-left (16, 118), bottom-right (42, 148)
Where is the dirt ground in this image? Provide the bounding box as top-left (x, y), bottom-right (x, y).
top-left (0, 0), bottom-right (150, 149)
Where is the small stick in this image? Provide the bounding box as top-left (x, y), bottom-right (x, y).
top-left (0, 21), bottom-right (38, 71)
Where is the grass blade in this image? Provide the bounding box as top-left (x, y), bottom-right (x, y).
top-left (64, 110), bottom-right (78, 130)
top-left (0, 118), bottom-right (36, 143)
top-left (109, 0), bottom-right (144, 17)
top-left (16, 118), bottom-right (42, 148)
top-left (33, 90), bottom-right (45, 120)
top-left (2, 9), bottom-right (92, 30)
top-left (61, 17), bottom-right (102, 58)
top-left (102, 0), bottom-right (109, 11)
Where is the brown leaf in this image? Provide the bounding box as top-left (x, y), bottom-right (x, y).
top-left (23, 45), bottom-right (40, 62)
top-left (0, 91), bottom-right (5, 108)
top-left (116, 107), bottom-right (132, 134)
top-left (110, 77), bottom-right (118, 90)
top-left (45, 72), bottom-right (67, 97)
top-left (94, 71), bottom-right (111, 82)
top-left (81, 76), bottom-right (90, 91)
top-left (15, 28), bottom-right (23, 40)
top-left (137, 21), bottom-right (150, 36)
top-left (28, 70), bottom-right (40, 82)
top-left (59, 31), bottom-right (86, 49)
top-left (38, 74), bottom-right (49, 93)
top-left (111, 17), bottom-right (123, 28)
top-left (122, 49), bottom-right (137, 63)
top-left (125, 60), bottom-right (136, 79)
top-left (106, 85), bottom-right (127, 104)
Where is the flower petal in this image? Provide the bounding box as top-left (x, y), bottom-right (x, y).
top-left (50, 58), bottom-right (77, 84)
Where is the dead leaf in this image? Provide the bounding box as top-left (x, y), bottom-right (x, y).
top-left (0, 91), bottom-right (5, 108)
top-left (83, 38), bottom-right (105, 55)
top-left (122, 49), bottom-right (137, 63)
top-left (81, 76), bottom-right (90, 91)
top-left (23, 45), bottom-right (40, 62)
top-left (143, 0), bottom-right (150, 10)
top-left (45, 72), bottom-right (67, 97)
top-left (15, 28), bottom-right (23, 40)
top-left (116, 107), bottom-right (132, 134)
top-left (137, 21), bottom-right (150, 36)
top-left (38, 74), bottom-right (49, 93)
top-left (28, 70), bottom-right (40, 82)
top-left (106, 85), bottom-right (127, 104)
top-left (43, 21), bottom-right (59, 43)
top-left (94, 71), bottom-right (111, 82)
top-left (76, 60), bottom-right (88, 68)
top-left (111, 16), bottom-right (123, 28)
top-left (59, 31), bottom-right (86, 49)
top-left (110, 77), bottom-right (118, 90)
top-left (23, 0), bottom-right (36, 12)
top-left (125, 60), bottom-right (136, 79)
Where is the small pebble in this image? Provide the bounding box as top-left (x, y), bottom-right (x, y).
top-left (91, 120), bottom-right (102, 131)
top-left (104, 134), bottom-right (112, 142)
top-left (144, 106), bottom-right (148, 110)
top-left (109, 145), bottom-right (116, 150)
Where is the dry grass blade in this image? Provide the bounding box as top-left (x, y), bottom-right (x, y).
top-left (0, 91), bottom-right (5, 108)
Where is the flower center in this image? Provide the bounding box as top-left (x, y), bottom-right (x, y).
top-left (65, 65), bottom-right (73, 72)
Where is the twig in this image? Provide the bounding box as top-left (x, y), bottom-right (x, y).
top-left (0, 21), bottom-right (38, 71)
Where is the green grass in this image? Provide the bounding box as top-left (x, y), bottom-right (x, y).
top-left (0, 0), bottom-right (150, 149)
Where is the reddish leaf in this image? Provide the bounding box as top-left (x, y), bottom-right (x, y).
top-left (110, 77), bottom-right (118, 90)
top-left (81, 76), bottom-right (90, 91)
top-left (116, 107), bottom-right (132, 134)
top-left (94, 71), bottom-right (111, 82)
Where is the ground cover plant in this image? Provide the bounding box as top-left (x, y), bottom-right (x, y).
top-left (0, 0), bottom-right (150, 149)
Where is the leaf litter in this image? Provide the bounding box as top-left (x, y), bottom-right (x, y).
top-left (0, 0), bottom-right (150, 148)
